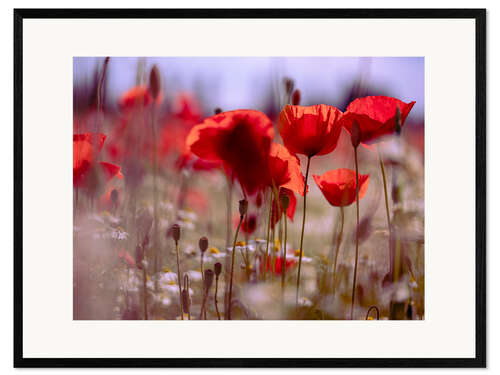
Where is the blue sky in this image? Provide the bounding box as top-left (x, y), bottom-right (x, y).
top-left (74, 57), bottom-right (424, 122)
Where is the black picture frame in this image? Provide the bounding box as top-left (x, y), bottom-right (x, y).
top-left (13, 8), bottom-right (486, 368)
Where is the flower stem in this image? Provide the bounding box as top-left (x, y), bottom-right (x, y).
top-left (263, 190), bottom-right (272, 281)
top-left (201, 253), bottom-right (206, 319)
top-left (142, 264), bottom-right (148, 320)
top-left (227, 214), bottom-right (243, 320)
top-left (350, 147), bottom-right (361, 320)
top-left (151, 103), bottom-right (160, 288)
top-left (214, 275), bottom-right (221, 320)
top-left (225, 176), bottom-right (233, 247)
top-left (296, 155), bottom-right (311, 308)
top-left (332, 206), bottom-right (344, 295)
top-left (281, 209), bottom-right (288, 293)
top-left (377, 144), bottom-right (392, 272)
top-left (175, 240), bottom-right (184, 320)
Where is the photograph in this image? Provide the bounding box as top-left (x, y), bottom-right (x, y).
top-left (73, 56), bottom-right (424, 321)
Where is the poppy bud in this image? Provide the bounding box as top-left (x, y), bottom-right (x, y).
top-left (203, 269), bottom-right (214, 292)
top-left (280, 194), bottom-right (290, 210)
top-left (214, 262), bottom-right (222, 277)
top-left (171, 223), bottom-right (181, 243)
top-left (199, 236), bottom-right (208, 253)
top-left (283, 77), bottom-right (294, 94)
top-left (110, 189), bottom-right (119, 206)
top-left (181, 289), bottom-right (191, 314)
top-left (239, 199), bottom-right (248, 217)
top-left (135, 245), bottom-right (144, 269)
top-left (292, 89), bottom-right (301, 105)
top-left (395, 106), bottom-right (402, 135)
top-left (148, 65), bottom-right (161, 100)
top-left (350, 120), bottom-right (362, 148)
top-left (214, 107), bottom-right (222, 115)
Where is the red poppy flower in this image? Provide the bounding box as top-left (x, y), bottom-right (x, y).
top-left (186, 109), bottom-right (274, 195)
top-left (118, 86), bottom-right (162, 111)
top-left (175, 150), bottom-right (222, 172)
top-left (240, 214), bottom-right (258, 234)
top-left (268, 143), bottom-right (305, 196)
top-left (278, 104), bottom-right (343, 157)
top-left (313, 168), bottom-right (370, 207)
top-left (74, 133), bottom-right (123, 190)
top-left (178, 189), bottom-right (209, 214)
top-left (172, 93), bottom-right (203, 124)
top-left (260, 255), bottom-right (297, 274)
top-left (341, 96), bottom-right (416, 144)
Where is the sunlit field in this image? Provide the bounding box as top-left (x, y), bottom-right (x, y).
top-left (73, 57), bottom-right (424, 320)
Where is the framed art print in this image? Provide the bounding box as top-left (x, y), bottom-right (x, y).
top-left (14, 8), bottom-right (486, 367)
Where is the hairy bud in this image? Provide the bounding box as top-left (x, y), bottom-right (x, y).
top-left (148, 65), bottom-right (161, 100)
top-left (214, 262), bottom-right (222, 277)
top-left (292, 89), bottom-right (301, 105)
top-left (171, 224), bottom-right (181, 243)
top-left (280, 193), bottom-right (290, 210)
top-left (239, 199), bottom-right (248, 217)
top-left (203, 269), bottom-right (214, 292)
top-left (199, 237), bottom-right (208, 253)
top-left (350, 120), bottom-right (362, 148)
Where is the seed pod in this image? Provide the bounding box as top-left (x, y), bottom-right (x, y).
top-left (148, 65), bottom-right (161, 100)
top-left (110, 189), bottom-right (119, 206)
top-left (199, 237), bottom-right (209, 253)
top-left (171, 224), bottom-right (181, 243)
top-left (214, 107), bottom-right (222, 115)
top-left (292, 89), bottom-right (301, 105)
top-left (239, 199), bottom-right (248, 217)
top-left (350, 120), bottom-right (362, 148)
top-left (280, 193), bottom-right (290, 211)
top-left (203, 269), bottom-right (214, 292)
top-left (181, 289), bottom-right (191, 315)
top-left (214, 262), bottom-right (222, 277)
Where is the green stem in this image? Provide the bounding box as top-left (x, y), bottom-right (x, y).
top-left (332, 206), bottom-right (344, 295)
top-left (142, 265), bottom-right (148, 320)
top-left (151, 104), bottom-right (160, 288)
top-left (263, 191), bottom-right (272, 281)
top-left (350, 147), bottom-right (361, 320)
top-left (201, 253), bottom-right (206, 319)
top-left (296, 155), bottom-right (311, 308)
top-left (214, 276), bottom-right (221, 320)
top-left (225, 177), bottom-right (233, 247)
top-left (227, 214), bottom-right (243, 320)
top-left (377, 144), bottom-right (392, 272)
top-left (175, 241), bottom-right (184, 320)
top-left (281, 209), bottom-right (288, 292)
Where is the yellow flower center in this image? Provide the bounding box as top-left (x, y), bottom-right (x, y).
top-left (209, 247), bottom-right (220, 254)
